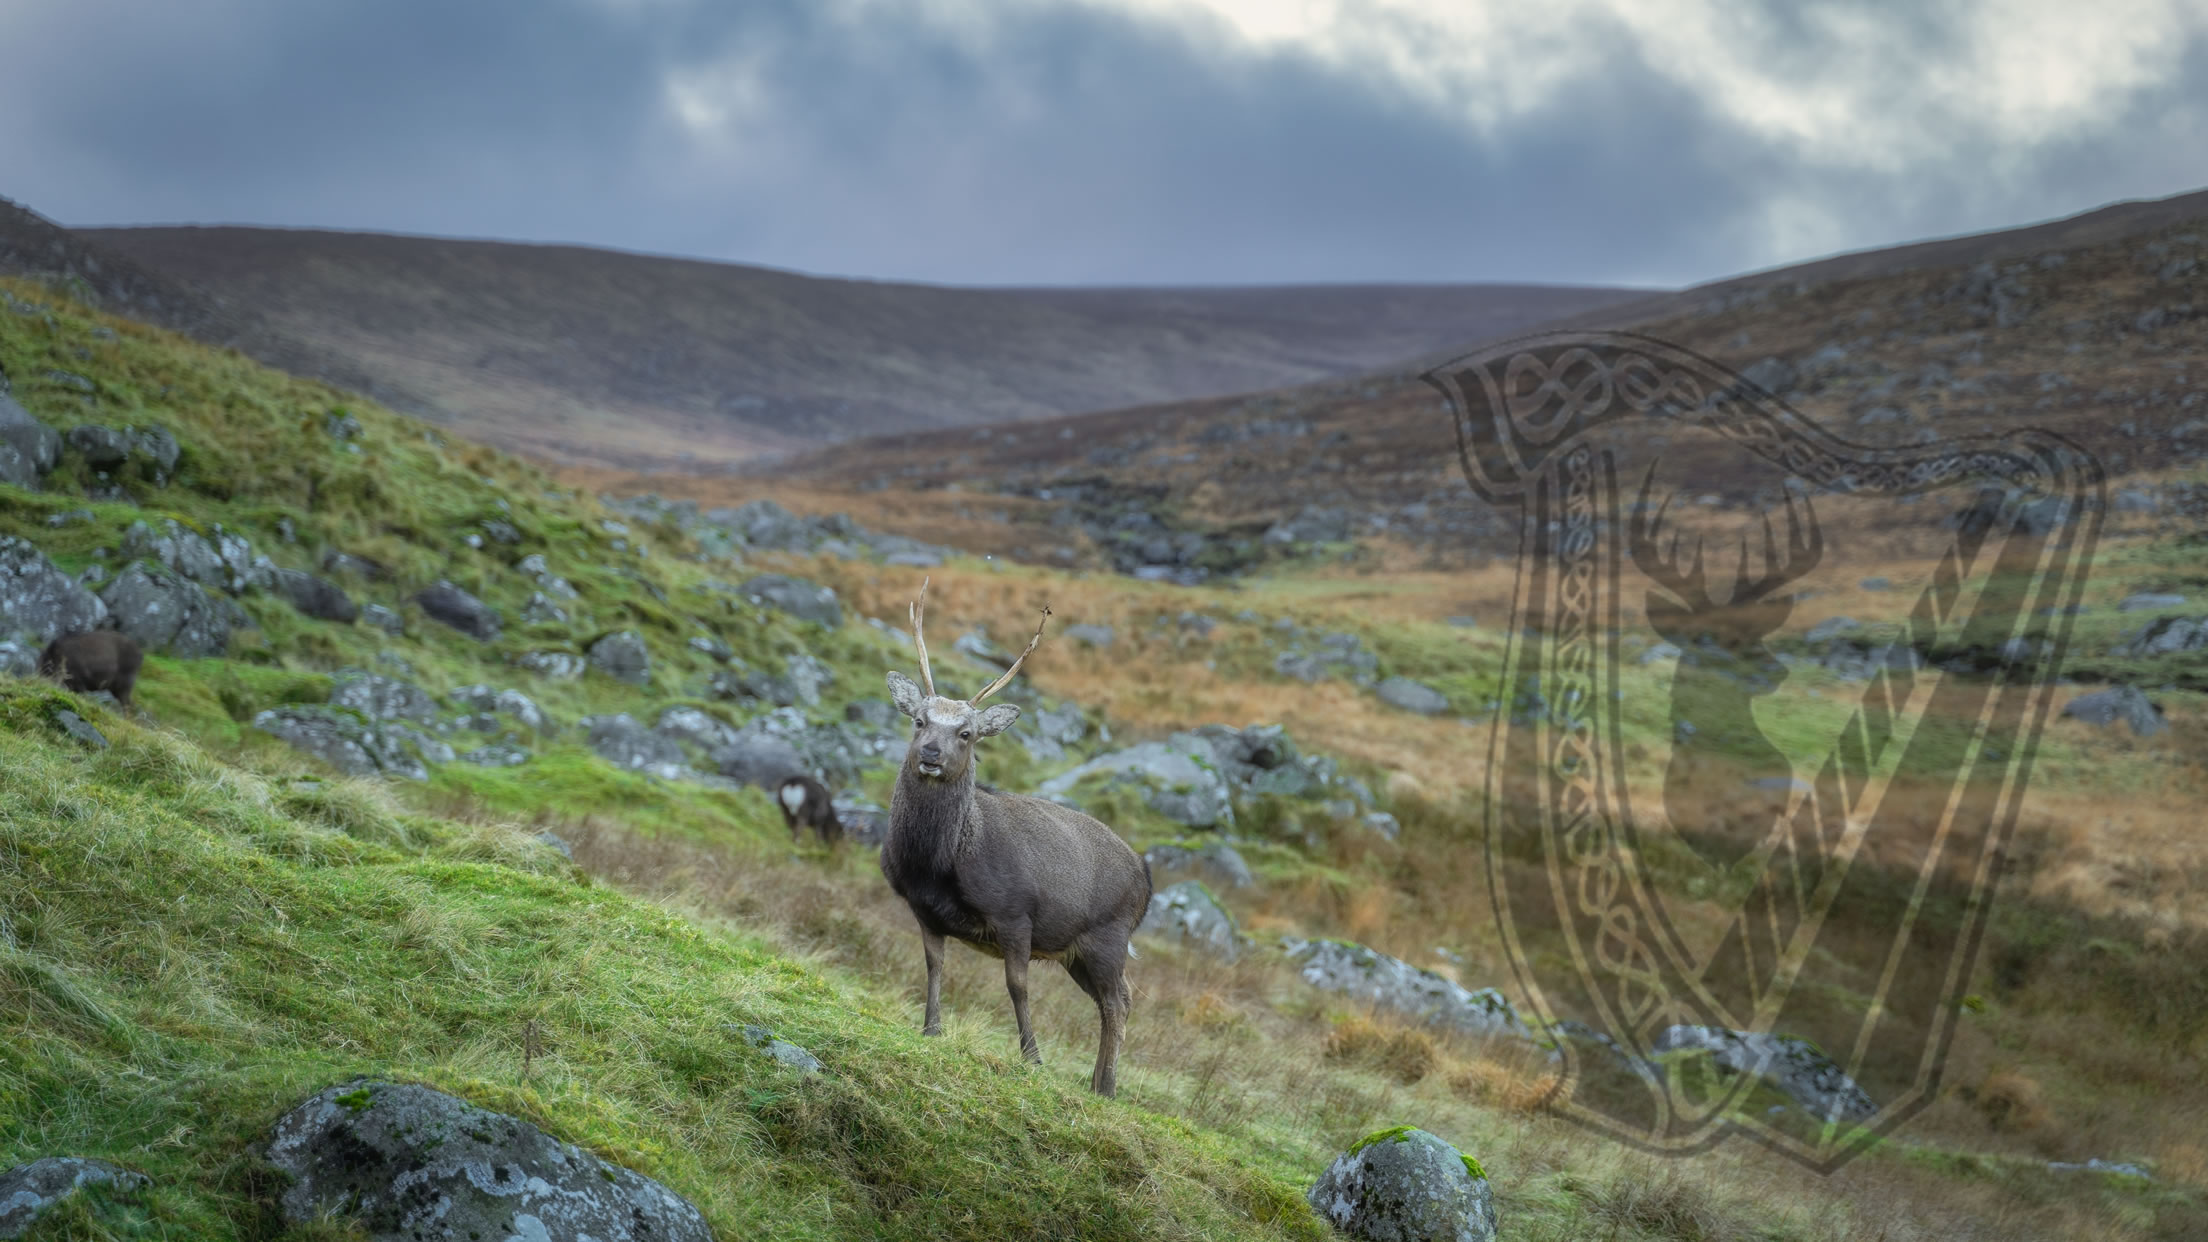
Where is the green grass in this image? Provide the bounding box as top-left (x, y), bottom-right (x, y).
top-left (0, 689), bottom-right (1322, 1240)
top-left (5, 273), bottom-right (2208, 1240)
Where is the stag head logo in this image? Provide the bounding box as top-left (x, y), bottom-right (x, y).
top-left (1427, 331), bottom-right (2102, 1171)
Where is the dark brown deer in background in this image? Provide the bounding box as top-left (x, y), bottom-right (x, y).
top-left (1629, 467), bottom-right (1823, 875)
top-left (39, 630), bottom-right (144, 709)
top-left (879, 579), bottom-right (1152, 1096)
top-left (777, 774), bottom-right (844, 845)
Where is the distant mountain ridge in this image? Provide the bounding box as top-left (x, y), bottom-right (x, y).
top-left (74, 223), bottom-right (1646, 470)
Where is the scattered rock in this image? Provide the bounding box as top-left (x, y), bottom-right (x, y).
top-left (1651, 1025), bottom-right (1877, 1123)
top-left (1284, 938), bottom-right (1529, 1039)
top-left (1145, 840), bottom-right (1256, 890)
top-left (584, 713), bottom-right (688, 778)
top-left (1038, 737), bottom-right (1236, 829)
top-left (533, 830), bottom-right (573, 858)
top-left (0, 1157), bottom-right (149, 1239)
top-left (321, 549), bottom-right (387, 581)
top-left (0, 535), bottom-right (108, 640)
top-left (2116, 615), bottom-right (2208, 656)
top-left (734, 1025), bottom-right (823, 1075)
top-left (64, 424), bottom-right (133, 469)
top-left (1376, 676), bottom-right (1450, 715)
top-left (0, 394), bottom-right (62, 486)
top-left (1738, 356), bottom-right (1798, 397)
top-left (330, 671), bottom-right (438, 724)
top-left (270, 568), bottom-right (357, 623)
top-left (518, 650), bottom-right (586, 679)
top-left (99, 562), bottom-right (244, 657)
top-left (253, 707), bottom-right (432, 781)
top-left (1140, 881), bottom-right (1241, 958)
top-left (718, 730), bottom-right (809, 790)
top-left (588, 629), bottom-right (652, 685)
top-left (51, 709), bottom-right (108, 749)
top-left (2117, 592), bottom-right (2188, 613)
top-left (460, 744), bottom-right (531, 767)
top-left (688, 634), bottom-right (733, 662)
top-left (2061, 685), bottom-right (2167, 737)
top-left (2047, 1158), bottom-right (2153, 1181)
top-left (1307, 1127), bottom-right (1496, 1242)
top-left (413, 581), bottom-right (501, 641)
top-left (360, 603), bottom-right (403, 636)
top-left (1362, 811), bottom-right (1401, 841)
top-left (1064, 623), bottom-right (1116, 648)
top-left (264, 1081), bottom-right (712, 1242)
top-left (740, 573), bottom-right (842, 628)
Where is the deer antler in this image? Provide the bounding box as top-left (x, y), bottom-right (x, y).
top-left (1629, 467), bottom-right (1718, 613)
top-left (970, 604), bottom-right (1053, 704)
top-left (909, 577), bottom-right (936, 698)
top-left (1730, 484), bottom-right (1823, 603)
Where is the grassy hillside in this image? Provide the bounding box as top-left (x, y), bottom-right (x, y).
top-left (74, 225), bottom-right (1644, 470)
top-left (3, 272), bottom-right (2204, 1240)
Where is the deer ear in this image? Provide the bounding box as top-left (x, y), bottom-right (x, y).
top-left (973, 703), bottom-right (1021, 737)
top-left (886, 671), bottom-right (925, 719)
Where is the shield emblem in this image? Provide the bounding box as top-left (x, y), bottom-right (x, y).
top-left (1426, 331), bottom-right (2103, 1170)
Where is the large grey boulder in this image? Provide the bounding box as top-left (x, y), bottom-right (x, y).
top-left (0, 536), bottom-right (107, 641)
top-left (271, 568), bottom-right (357, 623)
top-left (739, 573), bottom-right (841, 628)
top-left (588, 629), bottom-right (652, 685)
top-left (450, 684), bottom-right (549, 733)
top-left (100, 562), bottom-right (244, 657)
top-left (1037, 736), bottom-right (1236, 829)
top-left (265, 1081), bottom-right (712, 1242)
top-left (585, 714), bottom-right (688, 778)
top-left (1145, 840), bottom-right (1256, 889)
top-left (719, 729), bottom-right (809, 790)
top-left (120, 519), bottom-right (225, 587)
top-left (0, 394), bottom-right (61, 487)
top-left (1020, 699), bottom-right (1089, 763)
top-left (2116, 615), bottom-right (2208, 656)
top-left (65, 424), bottom-right (133, 469)
top-left (1139, 881), bottom-right (1241, 959)
top-left (0, 1157), bottom-right (149, 1239)
top-left (330, 671), bottom-right (439, 725)
top-left (2061, 684), bottom-right (2167, 736)
top-left (655, 706), bottom-right (743, 764)
top-left (1651, 1025), bottom-right (1877, 1123)
top-left (1376, 676), bottom-right (1451, 715)
top-left (1284, 938), bottom-right (1530, 1040)
top-left (253, 707), bottom-right (432, 781)
top-left (1307, 1127), bottom-right (1496, 1242)
top-left (414, 581), bottom-right (502, 641)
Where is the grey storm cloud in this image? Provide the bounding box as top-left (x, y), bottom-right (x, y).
top-left (2, 0), bottom-right (2205, 287)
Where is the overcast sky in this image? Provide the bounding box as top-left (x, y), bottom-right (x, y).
top-left (4, 0), bottom-right (2205, 288)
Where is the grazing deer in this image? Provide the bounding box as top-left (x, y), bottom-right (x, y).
top-left (777, 774), bottom-right (844, 845)
top-left (880, 579), bottom-right (1151, 1096)
top-left (39, 630), bottom-right (144, 709)
top-left (1629, 467), bottom-right (1824, 875)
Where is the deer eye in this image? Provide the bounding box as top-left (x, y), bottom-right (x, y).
top-left (959, 729), bottom-right (973, 740)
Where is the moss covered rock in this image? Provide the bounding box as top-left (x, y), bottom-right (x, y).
top-left (1308, 1126), bottom-right (1495, 1241)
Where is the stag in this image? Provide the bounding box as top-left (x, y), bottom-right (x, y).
top-left (39, 630), bottom-right (144, 709)
top-left (777, 774), bottom-right (844, 845)
top-left (1629, 469), bottom-right (1823, 874)
top-left (880, 579), bottom-right (1152, 1096)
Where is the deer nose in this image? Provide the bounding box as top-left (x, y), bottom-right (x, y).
top-left (918, 743), bottom-right (942, 763)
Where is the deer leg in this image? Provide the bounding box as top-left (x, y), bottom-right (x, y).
top-left (999, 921), bottom-right (1040, 1064)
top-left (921, 927), bottom-right (946, 1037)
top-left (1081, 933), bottom-right (1132, 1097)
